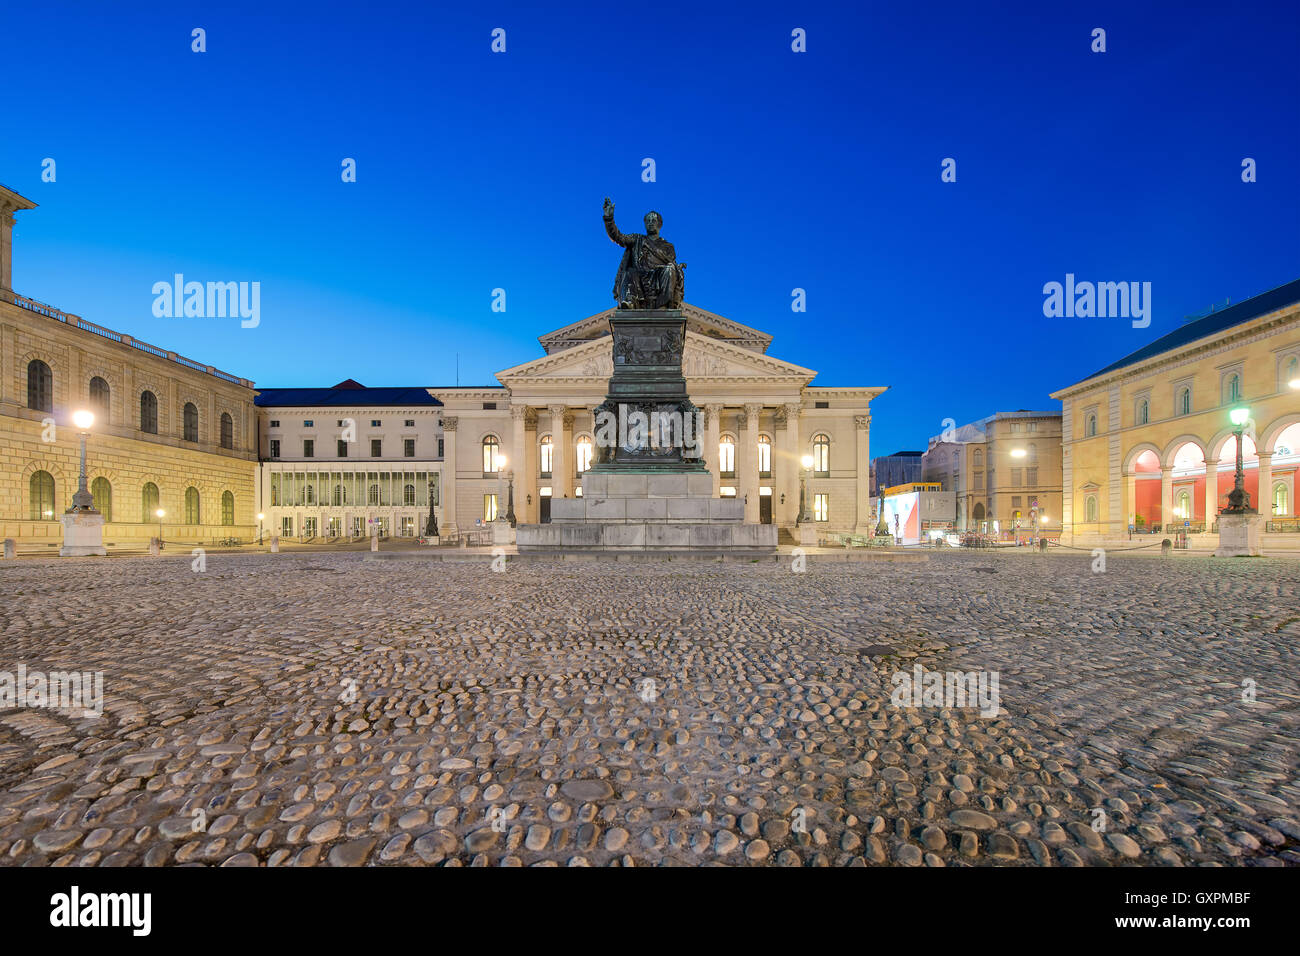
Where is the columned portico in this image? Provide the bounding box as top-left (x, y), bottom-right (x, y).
top-left (548, 404), bottom-right (572, 499)
top-left (704, 403), bottom-right (721, 497)
top-left (1160, 467), bottom-right (1173, 530)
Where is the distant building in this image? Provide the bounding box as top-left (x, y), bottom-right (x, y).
top-left (870, 450), bottom-right (923, 496)
top-left (878, 481), bottom-right (955, 545)
top-left (922, 412), bottom-right (1062, 534)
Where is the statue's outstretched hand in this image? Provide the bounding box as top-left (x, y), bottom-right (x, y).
top-left (602, 197), bottom-right (615, 218)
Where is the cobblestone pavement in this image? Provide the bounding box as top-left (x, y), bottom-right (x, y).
top-left (0, 550), bottom-right (1296, 867)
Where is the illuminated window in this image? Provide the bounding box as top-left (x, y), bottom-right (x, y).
top-left (719, 486), bottom-right (737, 497)
top-left (368, 483), bottom-right (380, 506)
top-left (1085, 494), bottom-right (1098, 523)
top-left (1175, 490), bottom-right (1191, 520)
top-left (221, 491), bottom-right (234, 526)
top-left (1273, 482), bottom-right (1289, 516)
top-left (404, 484), bottom-right (416, 506)
top-left (576, 437), bottom-right (593, 474)
top-left (142, 482), bottom-right (159, 518)
top-left (539, 435), bottom-right (553, 476)
top-left (184, 486), bottom-right (200, 524)
top-left (29, 470), bottom-right (55, 519)
top-left (814, 493), bottom-right (829, 521)
top-left (482, 435), bottom-right (501, 473)
top-left (484, 493), bottom-right (498, 522)
top-left (91, 477), bottom-right (112, 521)
top-left (1225, 373), bottom-right (1241, 404)
top-left (719, 435), bottom-right (736, 476)
top-left (812, 434), bottom-right (830, 475)
top-left (757, 435), bottom-right (772, 476)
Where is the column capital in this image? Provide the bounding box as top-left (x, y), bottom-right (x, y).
top-left (547, 403), bottom-right (566, 420)
top-left (743, 403), bottom-right (763, 421)
top-left (442, 416), bottom-right (458, 432)
top-left (511, 404), bottom-right (530, 421)
top-left (562, 411), bottom-right (575, 430)
top-left (855, 414), bottom-right (870, 431)
top-left (1256, 451), bottom-right (1273, 461)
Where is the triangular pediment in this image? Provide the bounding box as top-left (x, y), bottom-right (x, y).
top-left (537, 302), bottom-right (773, 355)
top-left (497, 330), bottom-right (815, 386)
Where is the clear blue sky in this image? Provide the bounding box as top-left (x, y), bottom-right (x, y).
top-left (3, 0), bottom-right (1297, 455)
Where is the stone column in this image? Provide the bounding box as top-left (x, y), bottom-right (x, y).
top-left (1124, 472), bottom-right (1137, 527)
top-left (522, 407), bottom-right (538, 523)
top-left (548, 405), bottom-right (570, 499)
top-left (0, 205), bottom-right (16, 291)
top-left (854, 413), bottom-right (872, 532)
top-left (773, 405), bottom-right (790, 526)
top-left (1204, 459), bottom-right (1218, 527)
top-left (441, 416), bottom-right (458, 536)
top-left (1258, 452), bottom-right (1273, 519)
top-left (1160, 467), bottom-right (1173, 532)
top-left (741, 404), bottom-right (761, 522)
top-left (782, 402), bottom-right (802, 526)
top-left (510, 404), bottom-right (530, 520)
top-left (704, 404), bottom-right (722, 497)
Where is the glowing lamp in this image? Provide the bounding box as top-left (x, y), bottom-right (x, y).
top-left (72, 409), bottom-right (95, 430)
top-left (800, 455), bottom-right (814, 469)
top-left (1229, 407), bottom-right (1250, 426)
top-left (1010, 448), bottom-right (1027, 458)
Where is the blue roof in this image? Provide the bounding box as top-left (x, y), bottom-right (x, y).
top-left (1081, 277), bottom-right (1300, 383)
top-left (255, 381), bottom-right (442, 407)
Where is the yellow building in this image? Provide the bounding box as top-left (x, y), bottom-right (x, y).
top-left (1051, 278), bottom-right (1300, 548)
top-left (1, 184), bottom-right (258, 550)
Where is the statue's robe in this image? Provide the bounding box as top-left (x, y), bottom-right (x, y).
top-left (604, 217), bottom-right (684, 309)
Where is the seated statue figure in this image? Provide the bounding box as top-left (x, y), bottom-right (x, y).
top-left (602, 197), bottom-right (685, 310)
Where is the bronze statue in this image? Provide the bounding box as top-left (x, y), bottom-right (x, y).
top-left (602, 197), bottom-right (685, 309)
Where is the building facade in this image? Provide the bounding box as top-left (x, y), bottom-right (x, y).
top-left (921, 411), bottom-right (1063, 534)
top-left (1051, 279), bottom-right (1300, 547)
top-left (869, 450), bottom-right (923, 497)
top-left (2, 185), bottom-right (258, 549)
top-left (434, 305), bottom-right (886, 538)
top-left (254, 381), bottom-right (444, 540)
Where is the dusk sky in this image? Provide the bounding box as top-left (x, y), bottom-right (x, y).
top-left (2, 0), bottom-right (1297, 455)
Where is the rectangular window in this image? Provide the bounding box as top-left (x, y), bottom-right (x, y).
top-left (404, 438), bottom-right (415, 457)
top-left (1026, 467), bottom-right (1038, 486)
top-left (720, 486), bottom-right (737, 497)
top-left (270, 439), bottom-right (281, 459)
top-left (974, 471), bottom-right (983, 490)
top-left (269, 419), bottom-right (280, 428)
top-left (814, 493), bottom-right (829, 521)
top-left (304, 517), bottom-right (318, 538)
top-left (814, 401), bottom-right (829, 409)
top-left (405, 419), bottom-right (415, 427)
top-left (303, 439), bottom-right (314, 458)
top-left (303, 420), bottom-right (314, 428)
top-left (352, 516), bottom-right (364, 537)
top-left (400, 516), bottom-right (415, 536)
top-left (437, 438), bottom-right (444, 458)
top-left (328, 516), bottom-right (342, 538)
top-left (1011, 468), bottom-right (1022, 487)
top-left (371, 420), bottom-right (381, 427)
top-left (1029, 423), bottom-right (1038, 432)
top-left (484, 494), bottom-right (498, 522)
top-left (1010, 423), bottom-right (1020, 433)
top-left (337, 439), bottom-right (348, 457)
top-left (371, 439), bottom-right (382, 457)
top-left (1012, 496), bottom-right (1022, 509)
top-left (281, 516), bottom-right (293, 537)
top-left (483, 402), bottom-right (497, 410)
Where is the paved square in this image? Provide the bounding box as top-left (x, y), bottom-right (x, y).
top-left (0, 551), bottom-right (1296, 866)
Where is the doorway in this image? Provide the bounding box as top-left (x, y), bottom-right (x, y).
top-left (759, 487), bottom-right (772, 524)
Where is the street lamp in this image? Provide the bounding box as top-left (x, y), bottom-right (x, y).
top-left (496, 455), bottom-right (507, 523)
top-left (155, 508), bottom-right (165, 548)
top-left (68, 410), bottom-right (96, 512)
top-left (256, 512), bottom-right (265, 546)
top-left (1010, 448), bottom-right (1027, 459)
top-left (797, 454), bottom-right (813, 524)
top-left (1222, 406), bottom-right (1256, 514)
top-left (506, 469), bottom-right (517, 528)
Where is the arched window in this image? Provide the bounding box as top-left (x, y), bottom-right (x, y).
top-left (304, 483), bottom-right (315, 505)
top-left (1175, 490), bottom-right (1191, 520)
top-left (1084, 414), bottom-right (1097, 437)
top-left (718, 435), bottom-right (736, 475)
top-left (27, 360), bottom-right (53, 412)
top-left (220, 412), bottom-right (233, 449)
top-left (89, 376), bottom-right (110, 420)
top-left (404, 483), bottom-right (416, 506)
top-left (757, 434), bottom-right (772, 476)
top-left (539, 435), bottom-right (553, 476)
top-left (1225, 373), bottom-right (1241, 404)
top-left (1286, 357), bottom-right (1300, 388)
top-left (1178, 388), bottom-right (1191, 416)
top-left (482, 435), bottom-right (501, 473)
top-left (333, 483), bottom-right (347, 506)
top-left (140, 391), bottom-right (158, 433)
top-left (29, 470), bottom-right (56, 519)
top-left (973, 448), bottom-right (983, 466)
top-left (1028, 442), bottom-right (1038, 462)
top-left (369, 483), bottom-right (380, 506)
top-left (1274, 482), bottom-right (1289, 516)
top-left (575, 437), bottom-right (593, 474)
top-left (221, 491), bottom-right (234, 525)
top-left (1137, 399), bottom-right (1149, 425)
top-left (183, 403), bottom-right (199, 442)
top-left (812, 434), bottom-right (830, 475)
top-left (184, 487), bottom-right (200, 524)
top-left (972, 502), bottom-right (986, 521)
top-left (1085, 494), bottom-right (1098, 523)
top-left (91, 477), bottom-right (112, 521)
top-left (142, 482), bottom-right (159, 518)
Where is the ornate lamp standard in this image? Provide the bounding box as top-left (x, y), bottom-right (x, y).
top-left (60, 409), bottom-right (108, 556)
top-left (1222, 406), bottom-right (1255, 514)
top-left (506, 470), bottom-right (517, 528)
top-left (256, 512), bottom-right (265, 546)
top-left (797, 454), bottom-right (813, 524)
top-left (155, 508), bottom-right (165, 549)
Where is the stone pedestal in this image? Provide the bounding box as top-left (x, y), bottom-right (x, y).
top-left (1215, 512), bottom-right (1263, 557)
top-left (60, 511), bottom-right (107, 556)
top-left (798, 524), bottom-right (819, 547)
top-left (492, 520), bottom-right (516, 545)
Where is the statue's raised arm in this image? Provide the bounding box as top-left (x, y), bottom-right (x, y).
top-left (601, 196), bottom-right (685, 310)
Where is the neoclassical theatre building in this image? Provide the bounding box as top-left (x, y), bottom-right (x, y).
top-left (432, 306), bottom-right (885, 539)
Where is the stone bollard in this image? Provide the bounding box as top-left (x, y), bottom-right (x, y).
top-left (370, 533), bottom-right (379, 552)
top-left (459, 534), bottom-right (468, 549)
top-left (1038, 538), bottom-right (1048, 553)
top-left (149, 536), bottom-right (160, 556)
top-left (3, 538), bottom-right (14, 559)
top-left (271, 535), bottom-right (279, 554)
top-left (1161, 538), bottom-right (1172, 557)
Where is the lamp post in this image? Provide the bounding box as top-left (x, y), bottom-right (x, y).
top-left (155, 509), bottom-right (165, 548)
top-left (495, 455), bottom-right (507, 523)
top-left (69, 410), bottom-right (96, 512)
top-left (1222, 406), bottom-right (1255, 514)
top-left (797, 454), bottom-right (813, 524)
top-left (506, 470), bottom-right (517, 528)
top-left (256, 512), bottom-right (265, 546)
